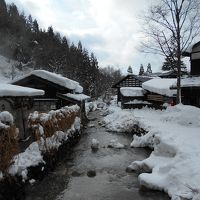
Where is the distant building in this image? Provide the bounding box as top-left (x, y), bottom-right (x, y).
top-left (112, 74), bottom-right (151, 108)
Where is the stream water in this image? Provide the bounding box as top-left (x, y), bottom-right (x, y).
top-left (25, 109), bottom-right (170, 200)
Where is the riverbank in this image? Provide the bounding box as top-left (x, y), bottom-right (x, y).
top-left (103, 103), bottom-right (200, 200)
top-left (24, 109), bottom-right (169, 200)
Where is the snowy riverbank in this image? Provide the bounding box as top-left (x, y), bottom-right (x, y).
top-left (103, 104), bottom-right (200, 200)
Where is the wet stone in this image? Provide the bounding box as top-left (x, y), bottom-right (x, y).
top-left (71, 171), bottom-right (82, 177)
top-left (87, 170), bottom-right (96, 177)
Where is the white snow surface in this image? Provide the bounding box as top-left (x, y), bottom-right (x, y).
top-left (103, 104), bottom-right (200, 200)
top-left (13, 70), bottom-right (83, 93)
top-left (0, 83), bottom-right (44, 97)
top-left (142, 78), bottom-right (177, 97)
top-left (64, 93), bottom-right (90, 101)
top-left (120, 87), bottom-right (145, 97)
top-left (108, 139), bottom-right (125, 149)
top-left (91, 138), bottom-right (100, 149)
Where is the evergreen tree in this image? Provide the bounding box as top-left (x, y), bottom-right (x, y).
top-left (146, 63), bottom-right (152, 74)
top-left (139, 64), bottom-right (144, 75)
top-left (127, 66), bottom-right (133, 74)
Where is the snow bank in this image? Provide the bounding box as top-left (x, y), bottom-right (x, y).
top-left (131, 106), bottom-right (200, 199)
top-left (142, 78), bottom-right (177, 97)
top-left (103, 103), bottom-right (200, 199)
top-left (102, 106), bottom-right (139, 133)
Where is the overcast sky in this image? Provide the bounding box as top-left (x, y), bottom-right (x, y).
top-left (5, 0), bottom-right (166, 74)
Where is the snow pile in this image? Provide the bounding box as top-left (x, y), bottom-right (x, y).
top-left (142, 78), bottom-right (177, 97)
top-left (9, 142), bottom-right (44, 180)
top-left (108, 139), bottom-right (125, 149)
top-left (131, 105), bottom-right (200, 199)
top-left (181, 76), bottom-right (200, 87)
top-left (13, 70), bottom-right (83, 93)
top-left (120, 87), bottom-right (145, 97)
top-left (102, 106), bottom-right (139, 133)
top-left (0, 111), bottom-right (13, 125)
top-left (0, 83), bottom-right (44, 97)
top-left (103, 103), bottom-right (200, 199)
top-left (91, 138), bottom-right (100, 149)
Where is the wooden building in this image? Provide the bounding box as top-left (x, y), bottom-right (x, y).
top-left (180, 41), bottom-right (200, 107)
top-left (12, 70), bottom-right (85, 112)
top-left (112, 74), bottom-right (151, 104)
top-left (0, 84), bottom-right (44, 139)
top-left (142, 78), bottom-right (177, 107)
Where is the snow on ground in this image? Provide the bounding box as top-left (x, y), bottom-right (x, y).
top-left (0, 55), bottom-right (33, 83)
top-left (103, 103), bottom-right (200, 200)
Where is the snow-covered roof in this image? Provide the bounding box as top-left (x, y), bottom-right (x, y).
top-left (0, 84), bottom-right (44, 97)
top-left (120, 87), bottom-right (145, 97)
top-left (63, 93), bottom-right (91, 101)
top-left (12, 70), bottom-right (83, 93)
top-left (142, 78), bottom-right (177, 97)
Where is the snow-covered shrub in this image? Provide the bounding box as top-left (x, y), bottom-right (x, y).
top-left (0, 111), bottom-right (13, 125)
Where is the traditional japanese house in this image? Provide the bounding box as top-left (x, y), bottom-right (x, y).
top-left (12, 70), bottom-right (86, 112)
top-left (176, 41), bottom-right (200, 107)
top-left (142, 78), bottom-right (177, 107)
top-left (112, 74), bottom-right (151, 106)
top-left (0, 83), bottom-right (44, 139)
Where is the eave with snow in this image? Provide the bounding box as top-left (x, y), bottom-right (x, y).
top-left (0, 84), bottom-right (45, 139)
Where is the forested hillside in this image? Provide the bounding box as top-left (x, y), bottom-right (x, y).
top-left (0, 0), bottom-right (122, 97)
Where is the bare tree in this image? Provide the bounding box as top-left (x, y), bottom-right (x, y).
top-left (141, 0), bottom-right (200, 103)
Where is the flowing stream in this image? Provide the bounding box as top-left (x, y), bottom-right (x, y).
top-left (25, 109), bottom-right (170, 200)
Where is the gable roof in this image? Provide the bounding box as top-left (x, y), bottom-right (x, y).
top-left (12, 70), bottom-right (83, 93)
top-left (112, 74), bottom-right (152, 88)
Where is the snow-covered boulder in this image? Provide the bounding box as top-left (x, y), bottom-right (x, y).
top-left (108, 139), bottom-right (125, 149)
top-left (0, 111), bottom-right (13, 125)
top-left (91, 138), bottom-right (100, 149)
